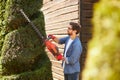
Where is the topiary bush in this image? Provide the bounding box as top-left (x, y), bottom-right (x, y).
top-left (0, 0), bottom-right (52, 80)
top-left (82, 0), bottom-right (120, 80)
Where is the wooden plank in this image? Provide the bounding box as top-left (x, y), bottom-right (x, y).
top-left (51, 60), bottom-right (62, 68)
top-left (46, 27), bottom-right (67, 35)
top-left (52, 66), bottom-right (64, 76)
top-left (81, 18), bottom-right (92, 25)
top-left (81, 27), bottom-right (92, 33)
top-left (45, 20), bottom-right (79, 31)
top-left (81, 23), bottom-right (93, 27)
top-left (81, 33), bottom-right (92, 42)
top-left (81, 3), bottom-right (93, 10)
top-left (81, 10), bottom-right (93, 18)
top-left (53, 78), bottom-right (59, 80)
top-left (45, 5), bottom-right (78, 19)
top-left (52, 72), bottom-right (64, 80)
top-left (45, 11), bottom-right (79, 25)
top-left (42, 0), bottom-right (79, 14)
top-left (43, 0), bottom-right (51, 4)
top-left (42, 0), bottom-right (66, 10)
top-left (59, 48), bottom-right (64, 53)
top-left (46, 51), bottom-right (57, 60)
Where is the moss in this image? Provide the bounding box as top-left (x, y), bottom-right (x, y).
top-left (82, 0), bottom-right (120, 80)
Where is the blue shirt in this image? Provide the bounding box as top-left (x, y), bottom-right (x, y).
top-left (59, 36), bottom-right (82, 74)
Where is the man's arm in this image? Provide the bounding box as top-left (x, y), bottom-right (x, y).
top-left (48, 34), bottom-right (69, 44)
top-left (53, 37), bottom-right (59, 43)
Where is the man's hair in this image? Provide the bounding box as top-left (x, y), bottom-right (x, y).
top-left (69, 22), bottom-right (81, 34)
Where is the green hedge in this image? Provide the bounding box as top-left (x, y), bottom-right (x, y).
top-left (0, 0), bottom-right (53, 79)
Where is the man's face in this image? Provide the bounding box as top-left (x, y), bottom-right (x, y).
top-left (67, 25), bottom-right (73, 35)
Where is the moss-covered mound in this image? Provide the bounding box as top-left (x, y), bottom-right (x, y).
top-left (82, 0), bottom-right (120, 80)
top-left (0, 0), bottom-right (52, 80)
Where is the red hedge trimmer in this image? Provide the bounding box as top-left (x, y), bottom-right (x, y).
top-left (19, 9), bottom-right (63, 60)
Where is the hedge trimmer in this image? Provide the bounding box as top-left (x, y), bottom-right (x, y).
top-left (19, 9), bottom-right (62, 60)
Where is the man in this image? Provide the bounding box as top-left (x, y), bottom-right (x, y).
top-left (49, 22), bottom-right (82, 80)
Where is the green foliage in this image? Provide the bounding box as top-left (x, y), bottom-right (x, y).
top-left (2, 59), bottom-right (52, 80)
top-left (82, 0), bottom-right (120, 80)
top-left (1, 28), bottom-right (42, 74)
top-left (0, 0), bottom-right (7, 55)
top-left (0, 0), bottom-right (53, 79)
top-left (0, 0), bottom-right (43, 54)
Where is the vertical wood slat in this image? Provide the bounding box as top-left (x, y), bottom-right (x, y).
top-left (79, 0), bottom-right (99, 80)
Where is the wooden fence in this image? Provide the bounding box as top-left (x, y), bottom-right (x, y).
top-left (42, 0), bottom-right (99, 80)
top-left (42, 0), bottom-right (79, 80)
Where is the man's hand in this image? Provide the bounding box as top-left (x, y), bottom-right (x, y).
top-left (62, 57), bottom-right (69, 64)
top-left (56, 54), bottom-right (63, 60)
top-left (48, 34), bottom-right (59, 44)
top-left (62, 57), bottom-right (65, 61)
top-left (48, 34), bottom-right (56, 39)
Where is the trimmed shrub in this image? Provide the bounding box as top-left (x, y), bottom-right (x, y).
top-left (0, 0), bottom-right (53, 80)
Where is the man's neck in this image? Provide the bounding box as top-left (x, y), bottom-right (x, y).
top-left (70, 34), bottom-right (76, 40)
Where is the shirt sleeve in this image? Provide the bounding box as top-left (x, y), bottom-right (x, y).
top-left (58, 36), bottom-right (69, 44)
